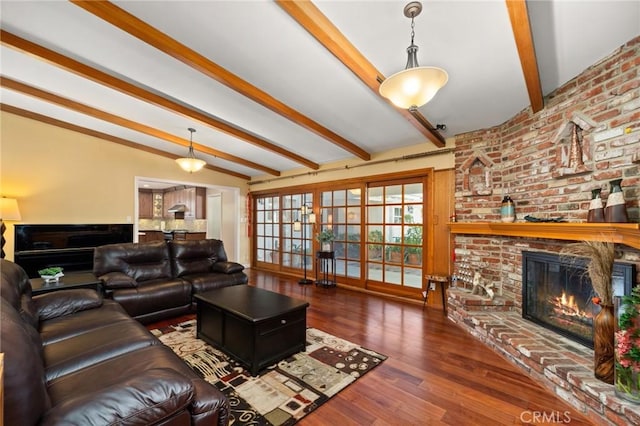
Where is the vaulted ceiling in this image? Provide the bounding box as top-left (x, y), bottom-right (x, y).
top-left (1, 1), bottom-right (638, 180)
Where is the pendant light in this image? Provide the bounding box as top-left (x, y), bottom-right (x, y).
top-left (379, 1), bottom-right (448, 110)
top-left (176, 127), bottom-right (206, 173)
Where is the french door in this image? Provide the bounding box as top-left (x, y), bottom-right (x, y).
top-left (365, 180), bottom-right (424, 292)
top-left (252, 173), bottom-right (428, 298)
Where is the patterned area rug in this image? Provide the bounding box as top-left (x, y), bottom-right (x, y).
top-left (151, 320), bottom-right (386, 426)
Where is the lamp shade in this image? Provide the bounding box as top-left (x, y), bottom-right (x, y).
top-left (175, 157), bottom-right (206, 173)
top-left (379, 66), bottom-right (448, 109)
top-left (0, 197), bottom-right (21, 221)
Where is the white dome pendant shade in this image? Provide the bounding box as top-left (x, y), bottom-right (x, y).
top-left (379, 1), bottom-right (448, 110)
top-left (175, 156), bottom-right (206, 173)
top-left (176, 127), bottom-right (206, 173)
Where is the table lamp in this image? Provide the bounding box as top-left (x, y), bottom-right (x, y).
top-left (1, 197), bottom-right (21, 258)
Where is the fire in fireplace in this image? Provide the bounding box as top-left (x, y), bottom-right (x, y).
top-left (522, 251), bottom-right (635, 348)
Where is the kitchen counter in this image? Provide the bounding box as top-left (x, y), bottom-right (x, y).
top-left (138, 230), bottom-right (206, 243)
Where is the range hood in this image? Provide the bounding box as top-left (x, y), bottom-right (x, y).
top-left (167, 204), bottom-right (187, 213)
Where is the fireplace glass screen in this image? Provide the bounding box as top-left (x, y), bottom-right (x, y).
top-left (522, 251), bottom-right (635, 348)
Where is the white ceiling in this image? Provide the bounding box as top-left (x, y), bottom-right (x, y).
top-left (1, 1), bottom-right (638, 179)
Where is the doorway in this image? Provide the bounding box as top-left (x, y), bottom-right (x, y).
top-left (135, 177), bottom-right (241, 262)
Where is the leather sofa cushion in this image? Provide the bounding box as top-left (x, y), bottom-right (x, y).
top-left (47, 345), bottom-right (229, 426)
top-left (111, 278), bottom-right (192, 319)
top-left (34, 289), bottom-right (103, 321)
top-left (1, 258), bottom-right (39, 328)
top-left (39, 300), bottom-right (131, 346)
top-left (211, 261), bottom-right (244, 274)
top-left (41, 368), bottom-right (194, 425)
top-left (44, 320), bottom-right (159, 382)
top-left (93, 240), bottom-right (172, 282)
top-left (1, 298), bottom-right (51, 425)
top-left (100, 271), bottom-right (138, 289)
top-left (188, 272), bottom-right (248, 294)
top-left (169, 239), bottom-right (218, 277)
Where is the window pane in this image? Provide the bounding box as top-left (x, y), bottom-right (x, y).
top-left (282, 195), bottom-right (292, 209)
top-left (367, 206), bottom-right (383, 224)
top-left (384, 264), bottom-right (402, 284)
top-left (368, 187), bottom-right (383, 204)
top-left (346, 243), bottom-right (360, 260)
top-left (385, 225), bottom-right (402, 243)
top-left (346, 225), bottom-right (360, 241)
top-left (404, 183), bottom-right (423, 203)
top-left (368, 262), bottom-right (383, 281)
top-left (347, 188), bottom-right (361, 205)
top-left (333, 190), bottom-right (346, 206)
top-left (385, 185), bottom-right (402, 204)
top-left (347, 207), bottom-right (359, 223)
top-left (322, 192), bottom-right (332, 206)
top-left (346, 261), bottom-right (360, 278)
top-left (404, 267), bottom-right (422, 288)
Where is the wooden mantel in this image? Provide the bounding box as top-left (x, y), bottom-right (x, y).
top-left (449, 222), bottom-right (640, 250)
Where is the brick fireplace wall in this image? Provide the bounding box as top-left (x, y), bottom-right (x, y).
top-left (451, 36), bottom-right (640, 425)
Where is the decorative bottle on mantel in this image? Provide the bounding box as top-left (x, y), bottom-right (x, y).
top-left (587, 188), bottom-right (605, 223)
top-left (500, 195), bottom-right (516, 223)
top-left (604, 179), bottom-right (628, 223)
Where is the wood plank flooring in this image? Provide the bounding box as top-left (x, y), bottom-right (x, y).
top-left (149, 270), bottom-right (595, 425)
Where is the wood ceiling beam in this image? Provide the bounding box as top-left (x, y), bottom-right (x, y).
top-left (0, 76), bottom-right (279, 176)
top-left (70, 0), bottom-right (371, 161)
top-left (0, 103), bottom-right (252, 180)
top-left (276, 0), bottom-right (446, 148)
top-left (0, 30), bottom-right (316, 170)
top-left (506, 0), bottom-right (544, 113)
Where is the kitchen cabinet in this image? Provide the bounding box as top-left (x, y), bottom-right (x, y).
top-left (186, 232), bottom-right (206, 240)
top-left (163, 186), bottom-right (207, 219)
top-left (138, 230), bottom-right (164, 243)
top-left (152, 192), bottom-right (163, 218)
top-left (139, 190), bottom-right (153, 219)
top-left (163, 190), bottom-right (178, 218)
top-left (195, 187), bottom-right (206, 219)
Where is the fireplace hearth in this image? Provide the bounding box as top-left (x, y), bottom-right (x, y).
top-left (522, 251), bottom-right (635, 349)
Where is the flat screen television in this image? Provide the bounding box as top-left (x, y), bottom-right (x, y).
top-left (14, 224), bottom-right (133, 277)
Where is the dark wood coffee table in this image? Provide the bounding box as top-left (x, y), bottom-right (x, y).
top-left (194, 285), bottom-right (309, 376)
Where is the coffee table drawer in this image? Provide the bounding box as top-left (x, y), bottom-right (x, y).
top-left (256, 309), bottom-right (306, 335)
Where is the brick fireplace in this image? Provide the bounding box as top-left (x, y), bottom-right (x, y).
top-left (449, 35), bottom-right (640, 425)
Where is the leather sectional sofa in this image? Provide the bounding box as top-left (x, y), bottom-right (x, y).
top-left (93, 239), bottom-right (248, 323)
top-left (1, 259), bottom-right (229, 425)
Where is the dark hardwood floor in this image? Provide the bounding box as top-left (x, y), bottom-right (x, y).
top-left (149, 270), bottom-right (594, 425)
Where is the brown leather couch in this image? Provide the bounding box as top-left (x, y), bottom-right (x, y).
top-left (1, 259), bottom-right (229, 426)
top-left (93, 239), bottom-right (248, 323)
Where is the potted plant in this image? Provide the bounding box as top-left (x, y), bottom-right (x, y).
top-left (404, 226), bottom-right (422, 265)
top-left (367, 229), bottom-right (383, 260)
top-left (316, 229), bottom-right (335, 251)
top-left (385, 245), bottom-right (402, 263)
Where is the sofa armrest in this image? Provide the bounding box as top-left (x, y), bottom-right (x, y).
top-left (100, 271), bottom-right (138, 289)
top-left (40, 368), bottom-right (194, 425)
top-left (211, 261), bottom-right (244, 274)
top-left (34, 289), bottom-right (103, 321)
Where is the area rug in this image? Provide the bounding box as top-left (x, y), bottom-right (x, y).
top-left (151, 320), bottom-right (386, 425)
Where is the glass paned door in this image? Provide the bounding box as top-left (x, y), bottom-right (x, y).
top-left (366, 180), bottom-right (424, 289)
top-left (320, 188), bottom-right (362, 278)
top-left (282, 193), bottom-right (314, 275)
top-left (255, 195), bottom-right (280, 265)
top-left (254, 192), bottom-right (313, 274)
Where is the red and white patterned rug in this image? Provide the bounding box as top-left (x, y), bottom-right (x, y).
top-left (151, 320), bottom-right (386, 426)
